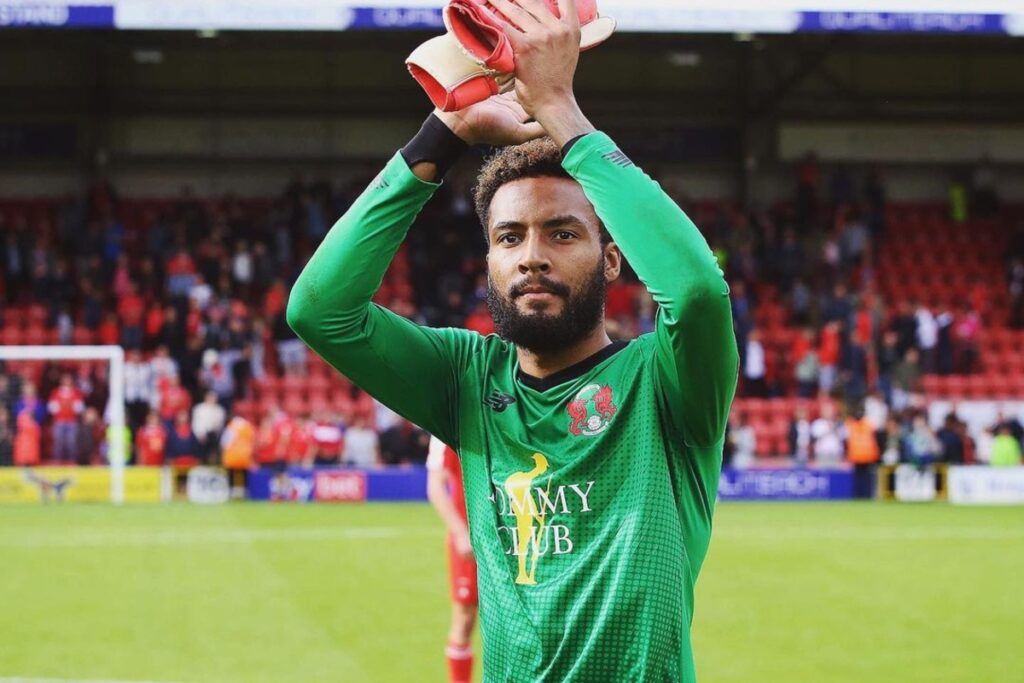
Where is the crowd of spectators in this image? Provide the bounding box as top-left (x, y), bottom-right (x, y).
top-left (0, 153), bottom-right (1021, 471)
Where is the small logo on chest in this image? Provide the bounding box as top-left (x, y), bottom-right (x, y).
top-left (484, 391), bottom-right (518, 413)
top-left (567, 384), bottom-right (617, 437)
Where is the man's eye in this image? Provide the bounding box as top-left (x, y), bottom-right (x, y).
top-left (554, 231), bottom-right (576, 240)
top-left (497, 234), bottom-right (520, 244)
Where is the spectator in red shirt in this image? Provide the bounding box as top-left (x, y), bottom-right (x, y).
top-left (818, 322), bottom-right (841, 395)
top-left (264, 278), bottom-right (287, 320)
top-left (158, 374), bottom-right (192, 427)
top-left (310, 411), bottom-right (344, 467)
top-left (286, 418), bottom-right (313, 467)
top-left (98, 312), bottom-right (120, 347)
top-left (256, 412), bottom-right (286, 473)
top-left (136, 411), bottom-right (168, 466)
top-left (117, 281), bottom-right (146, 350)
top-left (166, 248), bottom-right (197, 297)
top-left (48, 374), bottom-right (83, 464)
top-left (14, 408), bottom-right (41, 467)
top-left (144, 304), bottom-right (165, 350)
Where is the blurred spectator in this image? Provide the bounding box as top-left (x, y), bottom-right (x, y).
top-left (192, 391), bottom-right (227, 465)
top-left (788, 405), bottom-right (812, 465)
top-left (936, 413), bottom-right (965, 465)
top-left (915, 303), bottom-right (938, 373)
top-left (78, 407), bottom-right (102, 465)
top-left (792, 329), bottom-right (819, 398)
top-left (743, 328), bottom-right (766, 397)
top-left (14, 408), bottom-right (41, 467)
top-left (935, 307), bottom-right (955, 376)
top-left (990, 426), bottom-right (1022, 467)
top-left (124, 349), bottom-right (154, 433)
top-left (158, 374), bottom-right (192, 428)
top-left (994, 410), bottom-right (1024, 447)
top-left (150, 345), bottom-right (180, 387)
top-left (379, 420), bottom-right (430, 466)
top-left (136, 411), bottom-right (168, 466)
top-left (166, 247), bottom-right (198, 298)
top-left (14, 382), bottom-right (46, 427)
top-left (200, 349), bottom-right (234, 404)
top-left (165, 410), bottom-right (202, 469)
top-left (890, 349), bottom-right (922, 412)
top-left (274, 312), bottom-right (308, 377)
top-left (342, 417), bottom-right (380, 468)
top-left (876, 331), bottom-right (900, 404)
top-left (117, 281), bottom-right (146, 350)
top-left (811, 402), bottom-right (845, 467)
top-left (864, 390), bottom-right (889, 437)
top-left (48, 374), bottom-right (84, 464)
top-left (906, 415), bottom-right (941, 466)
top-left (286, 417), bottom-right (314, 468)
top-left (845, 408), bottom-right (880, 499)
top-left (818, 322), bottom-right (841, 395)
top-left (310, 411), bottom-right (344, 467)
top-left (221, 415), bottom-right (256, 497)
top-left (728, 415), bottom-right (757, 470)
top-left (881, 416), bottom-right (903, 466)
top-left (890, 301), bottom-right (917, 358)
top-left (0, 410), bottom-right (13, 467)
top-left (257, 413), bottom-right (286, 473)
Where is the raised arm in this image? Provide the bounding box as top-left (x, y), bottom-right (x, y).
top-left (562, 134), bottom-right (739, 447)
top-left (286, 147), bottom-right (468, 446)
top-left (287, 98), bottom-right (544, 448)
top-left (495, 0), bottom-right (738, 448)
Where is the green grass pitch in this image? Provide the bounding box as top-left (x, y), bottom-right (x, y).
top-left (0, 502), bottom-right (1021, 682)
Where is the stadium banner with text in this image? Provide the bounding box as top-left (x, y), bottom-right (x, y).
top-left (718, 468), bottom-right (854, 501)
top-left (0, 467), bottom-right (166, 503)
top-left (2, 1), bottom-right (1023, 35)
top-left (948, 466), bottom-right (1024, 505)
top-left (247, 467), bottom-right (427, 502)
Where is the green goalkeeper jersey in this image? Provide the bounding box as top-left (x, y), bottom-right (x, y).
top-left (288, 132), bottom-right (738, 682)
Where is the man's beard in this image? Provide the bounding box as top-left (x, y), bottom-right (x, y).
top-left (487, 259), bottom-right (607, 355)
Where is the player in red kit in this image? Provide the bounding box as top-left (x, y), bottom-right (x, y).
top-left (426, 436), bottom-right (477, 683)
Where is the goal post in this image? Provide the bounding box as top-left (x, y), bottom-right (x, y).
top-left (0, 345), bottom-right (128, 504)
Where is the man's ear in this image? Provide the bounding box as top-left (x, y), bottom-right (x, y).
top-left (604, 242), bottom-right (622, 283)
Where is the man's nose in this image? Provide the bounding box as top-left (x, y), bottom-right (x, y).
top-left (517, 233), bottom-right (551, 275)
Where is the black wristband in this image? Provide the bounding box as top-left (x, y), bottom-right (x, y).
top-left (400, 114), bottom-right (469, 179)
top-left (561, 134), bottom-right (588, 159)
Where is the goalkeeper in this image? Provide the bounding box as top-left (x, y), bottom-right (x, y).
top-left (288, 0), bottom-right (738, 680)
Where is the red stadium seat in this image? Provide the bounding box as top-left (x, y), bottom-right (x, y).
top-left (1, 325), bottom-right (25, 346)
top-left (72, 325), bottom-right (96, 345)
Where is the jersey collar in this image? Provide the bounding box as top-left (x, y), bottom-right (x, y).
top-left (516, 341), bottom-right (629, 393)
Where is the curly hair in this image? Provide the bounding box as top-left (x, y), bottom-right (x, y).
top-left (473, 138), bottom-right (611, 245)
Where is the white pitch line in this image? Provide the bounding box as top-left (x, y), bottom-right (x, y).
top-left (0, 526), bottom-right (439, 548)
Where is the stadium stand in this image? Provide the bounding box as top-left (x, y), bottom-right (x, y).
top-left (1, 161), bottom-right (1022, 468)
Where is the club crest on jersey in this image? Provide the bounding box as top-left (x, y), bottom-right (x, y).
top-left (567, 384), bottom-right (617, 437)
